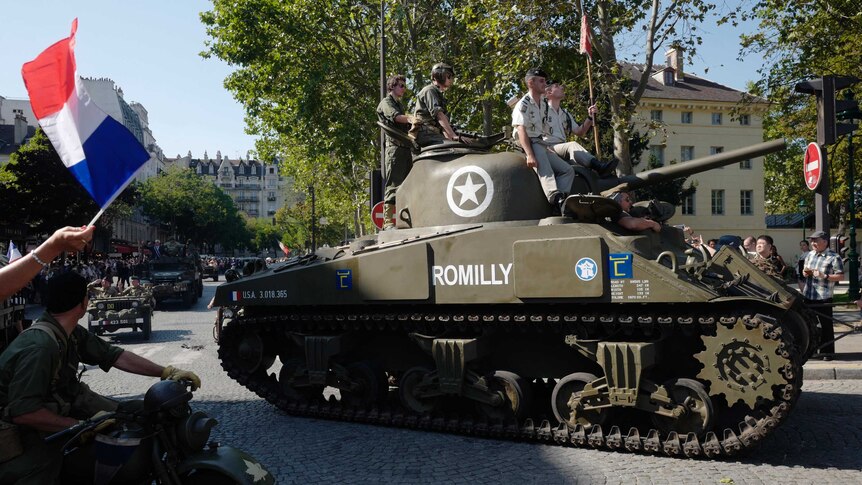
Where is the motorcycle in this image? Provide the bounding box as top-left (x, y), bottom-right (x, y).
top-left (45, 380), bottom-right (274, 484)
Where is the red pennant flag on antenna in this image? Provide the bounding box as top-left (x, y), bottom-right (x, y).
top-left (579, 14), bottom-right (592, 60)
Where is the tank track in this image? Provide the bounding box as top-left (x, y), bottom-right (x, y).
top-left (218, 307), bottom-right (802, 458)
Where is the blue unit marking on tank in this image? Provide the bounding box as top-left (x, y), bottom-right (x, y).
top-left (575, 257), bottom-right (598, 281)
top-left (609, 253), bottom-right (633, 279)
top-left (336, 269), bottom-right (353, 290)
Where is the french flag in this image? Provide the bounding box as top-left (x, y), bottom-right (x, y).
top-left (21, 19), bottom-right (149, 208)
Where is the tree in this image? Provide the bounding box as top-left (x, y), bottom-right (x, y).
top-left (246, 216), bottom-right (282, 254)
top-left (0, 129), bottom-right (133, 236)
top-left (138, 166), bottom-right (250, 249)
top-left (737, 0), bottom-right (861, 222)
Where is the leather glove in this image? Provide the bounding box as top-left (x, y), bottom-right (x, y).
top-left (161, 365), bottom-right (202, 390)
top-left (79, 411), bottom-right (116, 443)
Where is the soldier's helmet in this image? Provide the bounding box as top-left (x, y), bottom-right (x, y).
top-left (431, 63), bottom-right (455, 84)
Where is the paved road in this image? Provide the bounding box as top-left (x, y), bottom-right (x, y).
top-left (74, 281), bottom-right (862, 484)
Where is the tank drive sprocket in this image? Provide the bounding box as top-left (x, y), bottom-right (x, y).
top-left (694, 315), bottom-right (790, 408)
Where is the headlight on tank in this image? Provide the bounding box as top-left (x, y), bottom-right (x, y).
top-left (175, 411), bottom-right (218, 454)
top-left (131, 301), bottom-right (139, 308)
top-left (222, 307), bottom-right (234, 319)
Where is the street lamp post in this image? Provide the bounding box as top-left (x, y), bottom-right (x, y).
top-left (798, 199), bottom-right (807, 240)
top-left (847, 117), bottom-right (859, 300)
top-left (308, 185), bottom-right (316, 253)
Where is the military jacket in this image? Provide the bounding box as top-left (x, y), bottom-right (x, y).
top-left (511, 93), bottom-right (545, 139)
top-left (0, 313), bottom-right (123, 418)
top-left (413, 83), bottom-right (447, 128)
top-left (90, 286), bottom-right (119, 299)
top-left (542, 101), bottom-right (580, 145)
top-left (751, 254), bottom-right (783, 279)
top-left (120, 286), bottom-right (151, 298)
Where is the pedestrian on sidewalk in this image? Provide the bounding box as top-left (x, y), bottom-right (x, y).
top-left (801, 230), bottom-right (844, 358)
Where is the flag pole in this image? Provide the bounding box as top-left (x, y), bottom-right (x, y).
top-left (585, 59), bottom-right (601, 159)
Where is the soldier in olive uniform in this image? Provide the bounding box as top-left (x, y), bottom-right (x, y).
top-left (88, 278), bottom-right (118, 299)
top-left (0, 272), bottom-right (200, 483)
top-left (376, 74), bottom-right (413, 229)
top-left (121, 275), bottom-right (155, 309)
top-left (410, 63), bottom-right (458, 147)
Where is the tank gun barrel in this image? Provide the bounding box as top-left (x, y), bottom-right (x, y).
top-left (600, 139), bottom-right (786, 196)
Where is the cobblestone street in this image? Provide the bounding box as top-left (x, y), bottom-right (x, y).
top-left (71, 282), bottom-right (862, 484)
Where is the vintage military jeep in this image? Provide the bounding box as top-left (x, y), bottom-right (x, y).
top-left (87, 296), bottom-right (153, 340)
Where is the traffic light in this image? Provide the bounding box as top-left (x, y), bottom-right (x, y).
top-left (837, 90), bottom-right (861, 123)
top-left (831, 234), bottom-right (850, 262)
top-left (795, 75), bottom-right (860, 145)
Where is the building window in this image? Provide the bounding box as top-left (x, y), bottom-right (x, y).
top-left (681, 146), bottom-right (694, 161)
top-left (650, 110), bottom-right (663, 122)
top-left (710, 146), bottom-right (724, 168)
top-left (269, 167), bottom-right (275, 174)
top-left (739, 114), bottom-right (751, 126)
top-left (681, 111), bottom-right (693, 124)
top-left (739, 159), bottom-right (752, 169)
top-left (682, 193), bottom-right (695, 215)
top-left (711, 112), bottom-right (722, 125)
top-left (649, 145), bottom-right (665, 166)
top-left (711, 190), bottom-right (725, 215)
top-left (740, 190), bottom-right (753, 215)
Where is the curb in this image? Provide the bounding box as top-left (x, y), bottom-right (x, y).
top-left (804, 363), bottom-right (862, 380)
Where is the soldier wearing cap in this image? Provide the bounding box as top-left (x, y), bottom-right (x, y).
top-left (542, 80), bottom-right (617, 177)
top-left (410, 63), bottom-right (458, 147)
top-left (376, 74), bottom-right (413, 229)
top-left (801, 230), bottom-right (844, 357)
top-left (512, 68), bottom-right (574, 212)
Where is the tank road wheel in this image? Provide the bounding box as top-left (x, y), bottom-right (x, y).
top-left (650, 378), bottom-right (715, 437)
top-left (278, 358), bottom-right (318, 401)
top-left (341, 362), bottom-right (388, 407)
top-left (551, 372), bottom-right (609, 428)
top-left (235, 332), bottom-right (276, 374)
top-left (477, 371), bottom-right (532, 421)
top-left (398, 367), bottom-right (439, 414)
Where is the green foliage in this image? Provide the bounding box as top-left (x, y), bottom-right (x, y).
top-left (738, 1), bottom-right (862, 219)
top-left (200, 0), bottom-right (722, 237)
top-left (138, 166), bottom-right (250, 249)
top-left (0, 129), bottom-right (133, 235)
top-left (246, 216), bottom-right (283, 253)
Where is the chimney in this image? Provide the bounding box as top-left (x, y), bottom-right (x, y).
top-left (666, 46), bottom-right (684, 82)
top-left (13, 113), bottom-right (28, 144)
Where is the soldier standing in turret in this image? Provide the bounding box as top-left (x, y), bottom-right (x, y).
top-left (410, 63), bottom-right (458, 147)
top-left (376, 74), bottom-right (413, 229)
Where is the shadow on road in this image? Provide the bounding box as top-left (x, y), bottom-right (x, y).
top-left (742, 389), bottom-right (862, 471)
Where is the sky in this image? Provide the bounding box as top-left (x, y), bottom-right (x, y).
top-left (1, 1), bottom-right (762, 159)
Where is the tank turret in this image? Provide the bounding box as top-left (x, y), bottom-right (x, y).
top-left (396, 138), bottom-right (786, 228)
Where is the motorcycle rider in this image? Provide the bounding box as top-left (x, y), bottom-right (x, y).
top-left (0, 271), bottom-right (201, 484)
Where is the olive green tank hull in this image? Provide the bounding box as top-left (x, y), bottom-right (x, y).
top-left (213, 137), bottom-right (813, 458)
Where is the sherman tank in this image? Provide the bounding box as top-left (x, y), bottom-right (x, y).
top-left (212, 134), bottom-right (816, 458)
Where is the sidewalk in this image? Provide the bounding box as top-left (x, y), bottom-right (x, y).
top-left (803, 305), bottom-right (862, 380)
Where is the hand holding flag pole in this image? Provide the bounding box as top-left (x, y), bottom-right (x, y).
top-left (21, 19), bottom-right (149, 228)
top-left (579, 12), bottom-right (601, 159)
